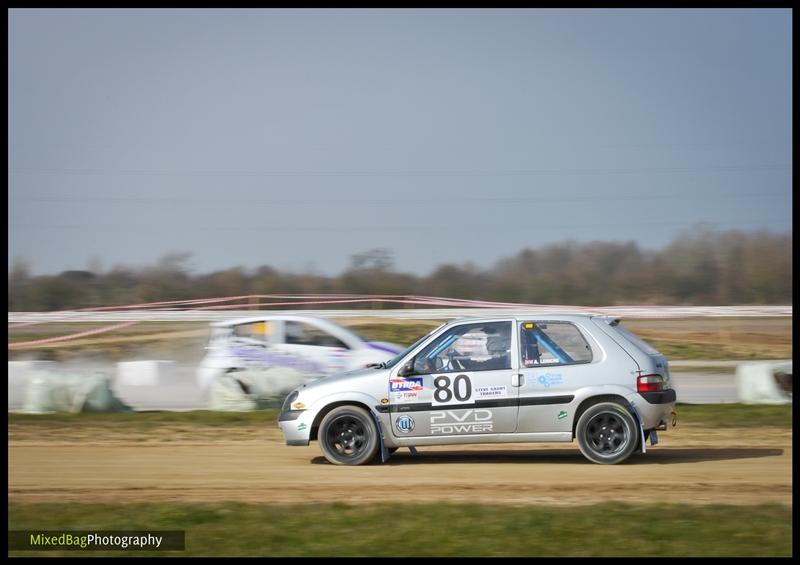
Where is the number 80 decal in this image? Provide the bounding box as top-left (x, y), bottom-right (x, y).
top-left (432, 374), bottom-right (473, 405)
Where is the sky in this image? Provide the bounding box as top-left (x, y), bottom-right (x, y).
top-left (8, 8), bottom-right (792, 276)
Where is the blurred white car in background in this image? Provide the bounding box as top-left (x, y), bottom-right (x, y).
top-left (196, 314), bottom-right (403, 396)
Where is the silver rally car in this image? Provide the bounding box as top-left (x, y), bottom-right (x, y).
top-left (278, 314), bottom-right (677, 465)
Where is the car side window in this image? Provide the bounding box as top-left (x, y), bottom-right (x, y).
top-left (231, 321), bottom-right (270, 343)
top-left (413, 321), bottom-right (512, 374)
top-left (520, 321), bottom-right (592, 367)
top-left (285, 321), bottom-right (349, 349)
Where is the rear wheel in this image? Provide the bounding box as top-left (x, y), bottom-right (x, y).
top-left (318, 406), bottom-right (379, 466)
top-left (576, 402), bottom-right (639, 464)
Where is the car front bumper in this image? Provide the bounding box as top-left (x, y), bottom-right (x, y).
top-left (278, 409), bottom-right (312, 446)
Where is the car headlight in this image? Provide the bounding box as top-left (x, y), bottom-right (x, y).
top-left (281, 390), bottom-right (299, 411)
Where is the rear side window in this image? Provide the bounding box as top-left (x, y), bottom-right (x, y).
top-left (284, 321), bottom-right (349, 349)
top-left (613, 324), bottom-right (662, 356)
top-left (520, 321), bottom-right (593, 367)
top-left (231, 321), bottom-right (271, 342)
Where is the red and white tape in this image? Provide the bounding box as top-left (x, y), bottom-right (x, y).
top-left (7, 294), bottom-right (792, 349)
top-left (8, 320), bottom-right (141, 350)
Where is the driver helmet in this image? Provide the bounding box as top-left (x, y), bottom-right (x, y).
top-left (485, 326), bottom-right (511, 355)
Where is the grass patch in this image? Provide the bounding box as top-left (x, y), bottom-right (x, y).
top-left (674, 403), bottom-right (792, 428)
top-left (7, 501), bottom-right (791, 556)
top-left (343, 321), bottom-right (441, 346)
top-left (669, 365), bottom-right (736, 374)
top-left (8, 409), bottom-right (279, 430)
top-left (644, 339), bottom-right (790, 361)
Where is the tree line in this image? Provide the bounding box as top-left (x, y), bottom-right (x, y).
top-left (8, 227), bottom-right (792, 311)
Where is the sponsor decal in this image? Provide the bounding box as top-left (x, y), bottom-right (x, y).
top-left (380, 398), bottom-right (389, 405)
top-left (297, 422), bottom-right (307, 431)
top-left (389, 377), bottom-right (424, 393)
top-left (537, 373), bottom-right (564, 388)
top-left (393, 391), bottom-right (419, 403)
top-left (231, 346), bottom-right (324, 374)
top-left (291, 402), bottom-right (305, 410)
top-left (558, 410), bottom-right (568, 420)
top-left (396, 415), bottom-right (415, 433)
top-left (430, 409), bottom-right (493, 434)
top-left (475, 385), bottom-right (507, 399)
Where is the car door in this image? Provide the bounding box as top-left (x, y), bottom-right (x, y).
top-left (277, 319), bottom-right (350, 376)
top-left (515, 320), bottom-right (594, 434)
top-left (389, 320), bottom-right (520, 439)
top-left (227, 320), bottom-right (274, 369)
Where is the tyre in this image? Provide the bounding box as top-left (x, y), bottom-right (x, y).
top-left (576, 401), bottom-right (639, 464)
top-left (318, 405), bottom-right (380, 466)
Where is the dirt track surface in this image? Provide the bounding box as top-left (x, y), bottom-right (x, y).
top-left (9, 424), bottom-right (792, 507)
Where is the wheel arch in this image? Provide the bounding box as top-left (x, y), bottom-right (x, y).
top-left (309, 400), bottom-right (374, 442)
top-left (571, 394), bottom-right (634, 439)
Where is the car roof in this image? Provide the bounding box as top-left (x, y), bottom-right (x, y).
top-left (211, 312), bottom-right (612, 329)
top-left (440, 312), bottom-right (609, 326)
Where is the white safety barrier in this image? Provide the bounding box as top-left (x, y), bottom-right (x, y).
top-left (736, 361), bottom-right (793, 404)
top-left (8, 361), bottom-right (57, 408)
top-left (116, 360), bottom-right (175, 387)
top-left (22, 369), bottom-right (131, 413)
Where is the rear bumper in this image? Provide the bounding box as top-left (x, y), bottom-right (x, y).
top-left (640, 389), bottom-right (677, 404)
top-left (629, 389), bottom-right (677, 430)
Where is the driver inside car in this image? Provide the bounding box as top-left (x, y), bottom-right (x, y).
top-left (438, 327), bottom-right (512, 372)
top-left (466, 327), bottom-right (512, 371)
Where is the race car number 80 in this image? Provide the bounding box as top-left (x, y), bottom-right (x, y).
top-left (432, 375), bottom-right (473, 405)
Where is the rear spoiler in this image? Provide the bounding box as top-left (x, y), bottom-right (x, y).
top-left (595, 315), bottom-right (622, 327)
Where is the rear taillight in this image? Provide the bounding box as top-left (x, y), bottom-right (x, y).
top-left (637, 374), bottom-right (664, 393)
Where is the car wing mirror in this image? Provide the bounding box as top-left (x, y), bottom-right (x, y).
top-left (397, 359), bottom-right (415, 377)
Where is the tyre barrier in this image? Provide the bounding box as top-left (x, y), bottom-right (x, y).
top-left (736, 361), bottom-right (793, 404)
top-left (116, 360), bottom-right (175, 387)
top-left (21, 369), bottom-right (132, 413)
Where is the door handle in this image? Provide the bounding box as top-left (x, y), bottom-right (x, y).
top-left (511, 374), bottom-right (524, 387)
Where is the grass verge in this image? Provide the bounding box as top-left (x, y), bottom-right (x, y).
top-left (673, 403), bottom-right (792, 428)
top-left (8, 409), bottom-right (280, 431)
top-left (7, 501), bottom-right (791, 556)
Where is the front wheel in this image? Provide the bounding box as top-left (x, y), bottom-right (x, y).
top-left (318, 406), bottom-right (380, 465)
top-left (576, 402), bottom-right (639, 464)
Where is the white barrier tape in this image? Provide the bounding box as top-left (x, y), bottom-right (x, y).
top-left (6, 294), bottom-right (496, 328)
top-left (8, 291), bottom-right (795, 319)
top-left (8, 320), bottom-right (141, 349)
top-left (5, 294), bottom-right (562, 328)
top-left (189, 297), bottom-right (554, 310)
top-left (7, 293), bottom-right (600, 322)
top-left (7, 305), bottom-right (792, 326)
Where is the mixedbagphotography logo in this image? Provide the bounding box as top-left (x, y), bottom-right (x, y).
top-left (8, 531), bottom-right (185, 551)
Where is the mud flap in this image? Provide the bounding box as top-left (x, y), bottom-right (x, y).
top-left (369, 409), bottom-right (391, 463)
top-left (628, 402), bottom-right (647, 454)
